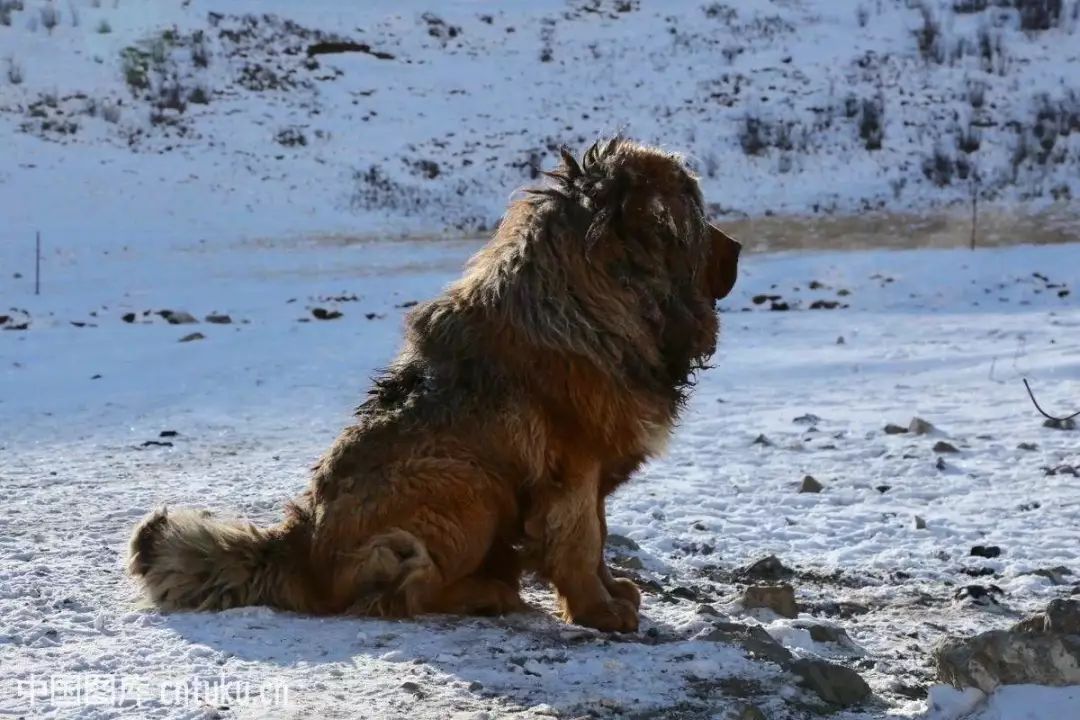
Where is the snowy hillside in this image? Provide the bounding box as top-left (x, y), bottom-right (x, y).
top-left (1, 0), bottom-right (1079, 241)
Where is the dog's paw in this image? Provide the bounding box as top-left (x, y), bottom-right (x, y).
top-left (570, 597), bottom-right (639, 633)
top-left (604, 576), bottom-right (641, 609)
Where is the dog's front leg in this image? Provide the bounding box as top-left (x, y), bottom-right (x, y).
top-left (596, 499), bottom-right (642, 609)
top-left (533, 459), bottom-right (639, 632)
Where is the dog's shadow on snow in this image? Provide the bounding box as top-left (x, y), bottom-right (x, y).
top-left (157, 588), bottom-right (756, 714)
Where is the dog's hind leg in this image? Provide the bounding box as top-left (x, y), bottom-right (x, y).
top-left (425, 575), bottom-right (526, 616)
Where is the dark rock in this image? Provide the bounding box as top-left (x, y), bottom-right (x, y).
top-left (809, 300), bottom-right (841, 310)
top-left (667, 586), bottom-right (702, 602)
top-left (704, 621), bottom-right (793, 665)
top-left (936, 599), bottom-right (1080, 692)
top-left (121, 312), bottom-right (136, 323)
top-left (1017, 442), bottom-right (1038, 451)
top-left (612, 555), bottom-right (643, 571)
top-left (607, 534), bottom-right (640, 551)
top-left (792, 620), bottom-right (853, 645)
top-left (914, 515), bottom-right (927, 530)
top-left (933, 441), bottom-right (959, 453)
top-left (140, 440), bottom-right (173, 448)
top-left (752, 434), bottom-right (772, 447)
top-left (793, 413), bottom-right (821, 425)
top-left (875, 484), bottom-right (891, 494)
top-left (1043, 417), bottom-right (1077, 430)
top-left (954, 584), bottom-right (1004, 606)
top-left (970, 545), bottom-right (1001, 559)
top-left (770, 301), bottom-right (791, 311)
top-left (159, 310), bottom-right (198, 325)
top-left (734, 704), bottom-right (766, 720)
top-left (808, 601), bottom-right (870, 618)
top-left (178, 332), bottom-right (205, 342)
top-left (935, 457), bottom-right (947, 471)
top-left (739, 554), bottom-right (793, 582)
top-left (742, 584), bottom-right (797, 618)
top-left (791, 658), bottom-right (871, 707)
top-left (159, 430), bottom-right (179, 438)
top-left (311, 307), bottom-right (342, 320)
top-left (909, 417), bottom-right (936, 435)
top-left (205, 313), bottom-right (232, 324)
top-left (1032, 566), bottom-right (1073, 586)
top-left (799, 475), bottom-right (823, 493)
top-left (883, 423), bottom-right (907, 434)
top-left (696, 604), bottom-right (721, 616)
top-left (889, 682), bottom-right (928, 700)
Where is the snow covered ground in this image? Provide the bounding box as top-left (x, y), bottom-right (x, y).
top-left (2, 231), bottom-right (1079, 719)
top-left (2, 0), bottom-right (1080, 718)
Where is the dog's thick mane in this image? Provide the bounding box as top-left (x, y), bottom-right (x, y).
top-left (359, 138), bottom-right (718, 426)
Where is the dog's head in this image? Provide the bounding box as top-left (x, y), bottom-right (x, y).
top-left (505, 137), bottom-right (741, 397)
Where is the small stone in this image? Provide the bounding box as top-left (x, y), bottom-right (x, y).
top-left (793, 413), bottom-right (821, 425)
top-left (799, 475), bottom-right (823, 493)
top-left (970, 545), bottom-right (1002, 559)
top-left (468, 681), bottom-right (484, 693)
top-left (612, 555), bottom-right (643, 571)
top-left (739, 555), bottom-right (793, 582)
top-left (121, 312), bottom-right (136, 323)
top-left (205, 313), bottom-right (232, 324)
top-left (696, 604), bottom-right (721, 616)
top-left (312, 307), bottom-right (343, 320)
top-left (914, 515), bottom-right (927, 530)
top-left (160, 310), bottom-right (198, 325)
top-left (792, 620), bottom-right (853, 645)
top-left (889, 682), bottom-right (927, 700)
top-left (400, 681), bottom-right (421, 694)
top-left (1032, 566), bottom-right (1073, 586)
top-left (734, 704), bottom-right (766, 720)
top-left (875, 484), bottom-right (891, 494)
top-left (935, 457), bottom-right (947, 471)
top-left (607, 534), bottom-right (640, 551)
top-left (884, 423), bottom-right (907, 434)
top-left (179, 332), bottom-right (205, 342)
top-left (909, 417), bottom-right (937, 435)
top-left (1017, 442), bottom-right (1038, 451)
top-left (752, 434), bottom-right (772, 447)
top-left (836, 335), bottom-right (845, 344)
top-left (159, 430), bottom-right (179, 438)
top-left (742, 584), bottom-right (797, 619)
top-left (704, 621), bottom-right (793, 665)
top-left (1043, 417), bottom-right (1077, 430)
top-left (791, 658), bottom-right (871, 707)
top-left (933, 441), bottom-right (959, 453)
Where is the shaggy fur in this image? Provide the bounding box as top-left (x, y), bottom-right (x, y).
top-left (129, 138), bottom-right (741, 632)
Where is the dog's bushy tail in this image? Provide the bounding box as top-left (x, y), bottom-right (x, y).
top-left (128, 505), bottom-right (319, 613)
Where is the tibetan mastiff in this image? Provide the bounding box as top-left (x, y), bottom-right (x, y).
top-left (129, 138), bottom-right (741, 632)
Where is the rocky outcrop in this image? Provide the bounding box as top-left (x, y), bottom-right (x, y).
top-left (936, 599), bottom-right (1080, 693)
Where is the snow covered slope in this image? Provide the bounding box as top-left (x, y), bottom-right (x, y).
top-left (1, 0), bottom-right (1079, 241)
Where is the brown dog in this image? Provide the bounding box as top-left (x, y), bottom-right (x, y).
top-left (129, 138), bottom-right (740, 632)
